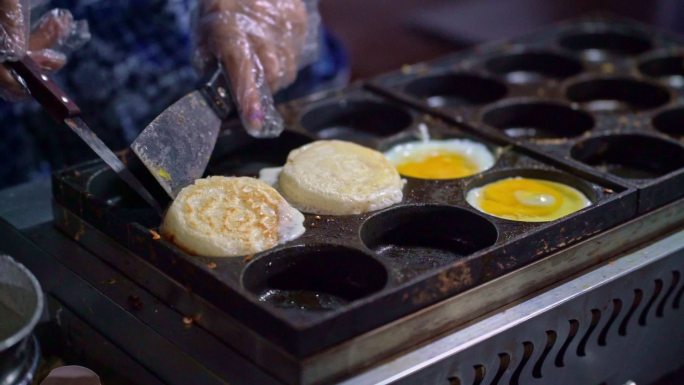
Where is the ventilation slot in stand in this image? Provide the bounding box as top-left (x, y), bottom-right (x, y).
top-left (472, 365), bottom-right (486, 385)
top-left (598, 299), bottom-right (622, 346)
top-left (510, 342), bottom-right (534, 385)
top-left (639, 279), bottom-right (663, 326)
top-left (577, 309), bottom-right (601, 357)
top-left (555, 320), bottom-right (579, 367)
top-left (658, 271), bottom-right (680, 317)
top-left (674, 276), bottom-right (684, 309)
top-left (533, 331), bottom-right (557, 378)
top-left (490, 353), bottom-right (510, 385)
top-left (619, 289), bottom-right (643, 336)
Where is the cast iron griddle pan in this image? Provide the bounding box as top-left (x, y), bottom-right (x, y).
top-left (52, 83), bottom-right (636, 357)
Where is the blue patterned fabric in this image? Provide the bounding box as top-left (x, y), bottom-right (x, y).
top-left (0, 0), bottom-right (347, 188)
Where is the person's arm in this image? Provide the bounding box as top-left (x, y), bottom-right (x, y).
top-left (0, 1), bottom-right (89, 101)
top-left (194, 0), bottom-right (320, 137)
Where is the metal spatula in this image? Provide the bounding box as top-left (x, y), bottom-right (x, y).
top-left (124, 67), bottom-right (235, 208)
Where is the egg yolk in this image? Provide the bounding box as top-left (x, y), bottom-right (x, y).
top-left (472, 178), bottom-right (590, 222)
top-left (396, 151), bottom-right (480, 179)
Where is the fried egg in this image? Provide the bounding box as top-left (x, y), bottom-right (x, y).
top-left (384, 139), bottom-right (496, 179)
top-left (162, 176), bottom-right (305, 257)
top-left (466, 177), bottom-right (592, 222)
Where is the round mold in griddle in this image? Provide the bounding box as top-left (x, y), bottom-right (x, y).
top-left (88, 168), bottom-right (148, 209)
top-left (403, 73), bottom-right (507, 108)
top-left (298, 99), bottom-right (413, 144)
top-left (571, 134), bottom-right (684, 180)
top-left (558, 29), bottom-right (652, 61)
top-left (565, 77), bottom-right (670, 113)
top-left (381, 134), bottom-right (500, 181)
top-left (638, 53), bottom-right (684, 88)
top-left (360, 205), bottom-right (497, 280)
top-left (652, 106), bottom-right (684, 140)
top-left (485, 51), bottom-right (583, 84)
top-left (242, 245), bottom-right (387, 311)
top-left (206, 130), bottom-right (312, 176)
top-left (463, 168), bottom-right (600, 222)
top-left (480, 100), bottom-right (594, 139)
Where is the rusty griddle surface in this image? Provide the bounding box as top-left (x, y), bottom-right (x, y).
top-left (51, 81), bottom-right (637, 359)
top-left (369, 15), bottom-right (684, 214)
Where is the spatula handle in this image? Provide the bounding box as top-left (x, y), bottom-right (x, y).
top-left (6, 56), bottom-right (81, 121)
top-left (201, 65), bottom-right (235, 120)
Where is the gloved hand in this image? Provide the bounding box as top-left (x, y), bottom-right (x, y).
top-left (195, 0), bottom-right (321, 138)
top-left (0, 1), bottom-right (90, 101)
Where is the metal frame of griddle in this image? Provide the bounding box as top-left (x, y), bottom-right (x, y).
top-left (49, 188), bottom-right (684, 385)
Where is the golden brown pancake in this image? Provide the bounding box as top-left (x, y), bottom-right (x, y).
top-left (162, 176), bottom-right (305, 257)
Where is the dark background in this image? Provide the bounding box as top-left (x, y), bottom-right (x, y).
top-left (320, 0), bottom-right (684, 79)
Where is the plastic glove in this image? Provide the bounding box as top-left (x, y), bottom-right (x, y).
top-left (0, 0), bottom-right (30, 60)
top-left (195, 0), bottom-right (321, 138)
top-left (0, 2), bottom-right (90, 101)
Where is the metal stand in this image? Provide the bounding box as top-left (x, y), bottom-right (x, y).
top-left (341, 229), bottom-right (684, 385)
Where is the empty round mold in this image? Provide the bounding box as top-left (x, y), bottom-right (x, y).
top-left (88, 168), bottom-right (147, 209)
top-left (299, 99), bottom-right (413, 143)
top-left (242, 245), bottom-right (387, 311)
top-left (571, 134), bottom-right (684, 179)
top-left (559, 30), bottom-right (652, 61)
top-left (652, 106), bottom-right (684, 140)
top-left (403, 73), bottom-right (507, 108)
top-left (481, 101), bottom-right (594, 139)
top-left (638, 54), bottom-right (684, 87)
top-left (361, 205), bottom-right (498, 275)
top-left (565, 78), bottom-right (670, 112)
top-left (485, 51), bottom-right (583, 83)
top-left (206, 130), bottom-right (311, 176)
